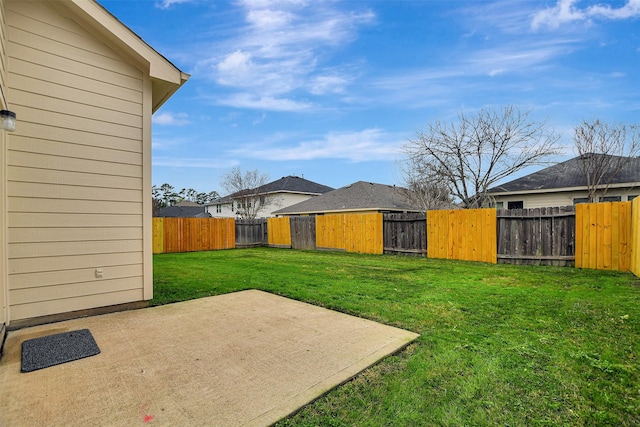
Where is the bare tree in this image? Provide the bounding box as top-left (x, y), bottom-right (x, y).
top-left (397, 160), bottom-right (455, 210)
top-left (221, 167), bottom-right (273, 219)
top-left (402, 106), bottom-right (560, 208)
top-left (573, 120), bottom-right (640, 202)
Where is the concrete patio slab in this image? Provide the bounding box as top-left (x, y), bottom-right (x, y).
top-left (0, 290), bottom-right (419, 426)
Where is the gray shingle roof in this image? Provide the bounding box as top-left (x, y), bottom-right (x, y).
top-left (154, 206), bottom-right (211, 218)
top-left (273, 181), bottom-right (422, 215)
top-left (258, 175), bottom-right (334, 194)
top-left (487, 154), bottom-right (640, 194)
top-left (212, 175), bottom-right (333, 204)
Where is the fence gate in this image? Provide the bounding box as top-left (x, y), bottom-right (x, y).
top-left (290, 216), bottom-right (316, 250)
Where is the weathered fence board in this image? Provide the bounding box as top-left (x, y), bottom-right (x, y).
top-left (290, 216), bottom-right (316, 250)
top-left (236, 219), bottom-right (267, 248)
top-left (383, 213), bottom-right (426, 256)
top-left (267, 217), bottom-right (291, 247)
top-left (427, 208), bottom-right (496, 263)
top-left (497, 206), bottom-right (575, 266)
top-left (576, 201), bottom-right (631, 271)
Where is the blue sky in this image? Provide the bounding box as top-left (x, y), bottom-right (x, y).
top-left (99, 0), bottom-right (640, 195)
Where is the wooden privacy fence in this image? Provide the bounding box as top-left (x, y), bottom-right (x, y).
top-left (576, 202), bottom-right (632, 271)
top-left (316, 213), bottom-right (383, 254)
top-left (267, 217), bottom-right (291, 247)
top-left (236, 219), bottom-right (267, 248)
top-left (153, 200), bottom-right (640, 277)
top-left (290, 216), bottom-right (316, 250)
top-left (383, 213), bottom-right (426, 256)
top-left (497, 206), bottom-right (576, 266)
top-left (631, 197), bottom-right (640, 277)
top-left (427, 208), bottom-right (497, 263)
top-left (153, 217), bottom-right (235, 254)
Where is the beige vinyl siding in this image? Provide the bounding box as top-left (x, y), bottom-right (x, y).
top-left (0, 0), bottom-right (7, 111)
top-left (5, 1), bottom-right (146, 321)
top-left (0, 0), bottom-right (7, 327)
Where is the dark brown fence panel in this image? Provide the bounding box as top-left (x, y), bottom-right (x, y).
top-left (383, 212), bottom-right (427, 256)
top-left (236, 219), bottom-right (267, 248)
top-left (290, 216), bottom-right (316, 250)
top-left (497, 206), bottom-right (575, 266)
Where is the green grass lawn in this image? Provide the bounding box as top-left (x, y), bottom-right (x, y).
top-left (153, 247), bottom-right (640, 426)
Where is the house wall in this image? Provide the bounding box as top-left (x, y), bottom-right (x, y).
top-left (208, 193), bottom-right (318, 218)
top-left (5, 1), bottom-right (148, 322)
top-left (493, 187), bottom-right (640, 209)
top-left (0, 0), bottom-right (7, 328)
top-left (267, 193), bottom-right (314, 217)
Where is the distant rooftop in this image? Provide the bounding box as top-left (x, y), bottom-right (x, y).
top-left (488, 154), bottom-right (640, 194)
top-left (154, 205), bottom-right (210, 218)
top-left (212, 175), bottom-right (334, 204)
top-left (273, 181), bottom-right (422, 215)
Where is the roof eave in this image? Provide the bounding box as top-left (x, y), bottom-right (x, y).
top-left (489, 181), bottom-right (640, 196)
top-left (65, 0), bottom-right (189, 112)
top-left (275, 207), bottom-right (422, 216)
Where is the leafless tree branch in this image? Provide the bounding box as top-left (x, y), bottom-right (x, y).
top-left (221, 167), bottom-right (273, 219)
top-left (402, 106), bottom-right (560, 208)
top-left (574, 120), bottom-right (640, 202)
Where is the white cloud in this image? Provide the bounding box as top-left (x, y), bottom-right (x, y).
top-left (155, 0), bottom-right (194, 10)
top-left (195, 1), bottom-right (374, 111)
top-left (467, 40), bottom-right (577, 75)
top-left (152, 112), bottom-right (191, 126)
top-left (246, 8), bottom-right (294, 29)
top-left (215, 93), bottom-right (313, 112)
top-left (532, 0), bottom-right (640, 30)
top-left (309, 74), bottom-right (349, 95)
top-left (531, 0), bottom-right (585, 30)
top-left (230, 129), bottom-right (403, 162)
top-left (588, 0), bottom-right (640, 19)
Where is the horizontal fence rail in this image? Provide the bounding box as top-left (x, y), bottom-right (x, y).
top-left (153, 199), bottom-right (640, 278)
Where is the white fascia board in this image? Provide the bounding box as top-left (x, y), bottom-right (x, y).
top-left (491, 182), bottom-right (640, 197)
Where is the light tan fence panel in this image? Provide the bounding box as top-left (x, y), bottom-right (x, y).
top-left (268, 217), bottom-right (291, 247)
top-left (427, 208), bottom-right (496, 263)
top-left (576, 202), bottom-right (631, 271)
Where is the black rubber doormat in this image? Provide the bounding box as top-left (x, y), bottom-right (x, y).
top-left (21, 329), bottom-right (100, 373)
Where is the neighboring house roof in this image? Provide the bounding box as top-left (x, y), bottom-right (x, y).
top-left (63, 0), bottom-right (189, 111)
top-left (154, 205), bottom-right (211, 218)
top-left (211, 175), bottom-right (334, 204)
top-left (273, 181), bottom-right (423, 215)
top-left (259, 175), bottom-right (334, 195)
top-left (487, 154), bottom-right (640, 194)
top-left (174, 200), bottom-right (201, 207)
